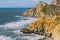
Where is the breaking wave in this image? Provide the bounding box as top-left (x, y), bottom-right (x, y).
top-left (0, 16), bottom-right (45, 40)
top-left (0, 17), bottom-right (36, 29)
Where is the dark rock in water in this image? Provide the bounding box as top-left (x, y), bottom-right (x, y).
top-left (45, 33), bottom-right (52, 38)
top-left (20, 28), bottom-right (34, 34)
top-left (20, 27), bottom-right (45, 36)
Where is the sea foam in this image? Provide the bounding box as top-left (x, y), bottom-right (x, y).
top-left (0, 17), bottom-right (37, 29)
top-left (0, 35), bottom-right (14, 40)
top-left (0, 17), bottom-right (45, 40)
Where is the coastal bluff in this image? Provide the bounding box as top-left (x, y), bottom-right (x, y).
top-left (23, 1), bottom-right (46, 17)
top-left (21, 1), bottom-right (60, 40)
top-left (23, 1), bottom-right (60, 17)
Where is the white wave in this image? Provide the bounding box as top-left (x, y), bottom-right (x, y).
top-left (24, 35), bottom-right (45, 40)
top-left (13, 29), bottom-right (45, 40)
top-left (0, 16), bottom-right (45, 40)
top-left (15, 15), bottom-right (23, 17)
top-left (30, 35), bottom-right (45, 40)
top-left (0, 35), bottom-right (14, 40)
top-left (14, 32), bottom-right (45, 40)
top-left (13, 30), bottom-right (21, 34)
top-left (0, 17), bottom-right (37, 29)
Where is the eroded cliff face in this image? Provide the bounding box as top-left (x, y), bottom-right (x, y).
top-left (23, 2), bottom-right (46, 17)
top-left (53, 24), bottom-right (60, 40)
top-left (21, 15), bottom-right (60, 40)
top-left (21, 1), bottom-right (60, 40)
top-left (21, 15), bottom-right (57, 37)
top-left (23, 9), bottom-right (34, 17)
top-left (51, 0), bottom-right (60, 6)
top-left (23, 1), bottom-right (60, 17)
top-left (52, 16), bottom-right (60, 40)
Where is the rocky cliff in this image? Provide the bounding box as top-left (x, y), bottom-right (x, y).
top-left (23, 1), bottom-right (60, 17)
top-left (52, 16), bottom-right (60, 40)
top-left (23, 1), bottom-right (47, 17)
top-left (21, 16), bottom-right (60, 40)
top-left (21, 15), bottom-right (57, 36)
top-left (21, 1), bottom-right (60, 40)
top-left (51, 0), bottom-right (60, 6)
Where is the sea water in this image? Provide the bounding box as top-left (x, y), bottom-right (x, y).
top-left (0, 8), bottom-right (45, 40)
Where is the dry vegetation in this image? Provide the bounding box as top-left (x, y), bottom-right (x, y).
top-left (21, 1), bottom-right (60, 40)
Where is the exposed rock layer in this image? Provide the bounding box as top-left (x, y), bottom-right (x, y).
top-left (51, 0), bottom-right (60, 6)
top-left (23, 1), bottom-right (60, 17)
top-left (21, 1), bottom-right (60, 40)
top-left (23, 2), bottom-right (46, 17)
top-left (21, 15), bottom-right (57, 36)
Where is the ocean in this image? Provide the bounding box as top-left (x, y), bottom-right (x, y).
top-left (0, 8), bottom-right (29, 24)
top-left (0, 8), bottom-right (44, 40)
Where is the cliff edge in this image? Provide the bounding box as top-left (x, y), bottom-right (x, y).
top-left (21, 1), bottom-right (60, 40)
top-left (23, 1), bottom-right (60, 17)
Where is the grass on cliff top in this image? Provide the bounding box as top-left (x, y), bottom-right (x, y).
top-left (55, 16), bottom-right (60, 26)
top-left (42, 5), bottom-right (55, 15)
top-left (42, 5), bottom-right (60, 15)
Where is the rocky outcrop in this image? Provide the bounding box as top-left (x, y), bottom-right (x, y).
top-left (53, 24), bottom-right (60, 40)
top-left (23, 1), bottom-right (47, 17)
top-left (23, 1), bottom-right (60, 17)
top-left (50, 0), bottom-right (60, 6)
top-left (23, 9), bottom-right (34, 17)
top-left (50, 0), bottom-right (57, 5)
top-left (21, 1), bottom-right (60, 40)
top-left (50, 16), bottom-right (60, 40)
top-left (20, 15), bottom-right (60, 40)
top-left (21, 15), bottom-right (57, 37)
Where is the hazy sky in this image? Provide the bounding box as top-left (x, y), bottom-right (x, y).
top-left (0, 0), bottom-right (52, 8)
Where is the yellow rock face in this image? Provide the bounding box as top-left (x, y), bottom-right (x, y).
top-left (35, 1), bottom-right (47, 11)
top-left (44, 15), bottom-right (57, 36)
top-left (23, 9), bottom-right (34, 17)
top-left (53, 24), bottom-right (60, 40)
top-left (21, 1), bottom-right (60, 40)
top-left (21, 15), bottom-right (60, 40)
top-left (51, 0), bottom-right (60, 6)
top-left (26, 15), bottom-right (57, 36)
top-left (23, 2), bottom-right (47, 17)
